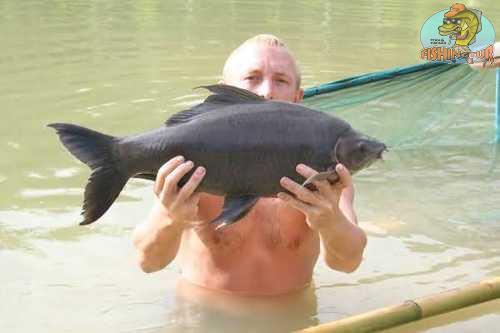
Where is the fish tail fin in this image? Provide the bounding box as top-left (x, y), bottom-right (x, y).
top-left (47, 123), bottom-right (129, 225)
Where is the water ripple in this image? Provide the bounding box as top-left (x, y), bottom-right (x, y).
top-left (19, 188), bottom-right (82, 198)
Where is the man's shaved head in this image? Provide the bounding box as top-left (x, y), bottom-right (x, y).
top-left (223, 34), bottom-right (301, 88)
top-left (221, 34), bottom-right (303, 102)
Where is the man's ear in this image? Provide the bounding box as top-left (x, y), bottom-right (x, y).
top-left (295, 88), bottom-right (304, 103)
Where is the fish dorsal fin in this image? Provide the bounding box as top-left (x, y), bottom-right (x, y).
top-left (165, 107), bottom-right (209, 126)
top-left (198, 84), bottom-right (266, 104)
top-left (165, 84), bottom-right (265, 126)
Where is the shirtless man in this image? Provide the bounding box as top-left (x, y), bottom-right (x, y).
top-left (133, 35), bottom-right (367, 296)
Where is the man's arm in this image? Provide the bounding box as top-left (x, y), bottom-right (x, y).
top-left (133, 156), bottom-right (206, 273)
top-left (316, 183), bottom-right (367, 273)
top-left (133, 201), bottom-right (185, 273)
top-left (277, 164), bottom-right (367, 273)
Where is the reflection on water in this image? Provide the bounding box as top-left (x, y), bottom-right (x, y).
top-left (1, 0), bottom-right (500, 332)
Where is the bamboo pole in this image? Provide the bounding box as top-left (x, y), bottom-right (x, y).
top-left (297, 277), bottom-right (500, 333)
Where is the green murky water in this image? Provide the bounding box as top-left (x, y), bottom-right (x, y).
top-left (1, 1), bottom-right (500, 332)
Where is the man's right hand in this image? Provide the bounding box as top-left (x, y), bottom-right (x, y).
top-left (153, 155), bottom-right (206, 228)
top-left (132, 156), bottom-right (207, 273)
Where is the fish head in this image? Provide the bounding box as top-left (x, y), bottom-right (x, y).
top-left (332, 133), bottom-right (387, 174)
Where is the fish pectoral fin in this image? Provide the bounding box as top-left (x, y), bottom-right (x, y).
top-left (211, 195), bottom-right (260, 230)
top-left (302, 170), bottom-right (339, 190)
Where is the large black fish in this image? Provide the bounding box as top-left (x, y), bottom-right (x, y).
top-left (49, 84), bottom-right (386, 227)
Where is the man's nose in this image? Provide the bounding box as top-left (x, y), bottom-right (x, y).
top-left (256, 80), bottom-right (274, 100)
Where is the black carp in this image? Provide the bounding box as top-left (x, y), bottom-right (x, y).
top-left (49, 84), bottom-right (386, 227)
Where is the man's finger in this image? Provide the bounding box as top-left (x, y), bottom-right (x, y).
top-left (162, 160), bottom-right (195, 201)
top-left (295, 163), bottom-right (318, 179)
top-left (187, 192), bottom-right (201, 206)
top-left (154, 156), bottom-right (185, 195)
top-left (175, 166), bottom-right (206, 204)
top-left (277, 192), bottom-right (315, 214)
top-left (280, 177), bottom-right (321, 205)
top-left (312, 180), bottom-right (336, 200)
top-left (335, 164), bottom-right (352, 189)
top-left (297, 163), bottom-right (340, 190)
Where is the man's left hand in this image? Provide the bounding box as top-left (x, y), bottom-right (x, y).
top-left (277, 163), bottom-right (352, 231)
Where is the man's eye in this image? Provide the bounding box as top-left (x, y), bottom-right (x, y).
top-left (246, 76), bottom-right (257, 81)
top-left (276, 79), bottom-right (289, 84)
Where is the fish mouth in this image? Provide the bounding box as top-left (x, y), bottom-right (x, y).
top-left (438, 24), bottom-right (461, 35)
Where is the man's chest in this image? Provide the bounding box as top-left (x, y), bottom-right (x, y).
top-left (194, 195), bottom-right (315, 253)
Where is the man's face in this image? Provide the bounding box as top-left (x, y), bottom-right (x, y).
top-left (222, 44), bottom-right (304, 103)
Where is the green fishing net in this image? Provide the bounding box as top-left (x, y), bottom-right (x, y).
top-left (303, 64), bottom-right (497, 149)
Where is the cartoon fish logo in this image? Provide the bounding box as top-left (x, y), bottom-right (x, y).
top-left (438, 3), bottom-right (482, 54)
